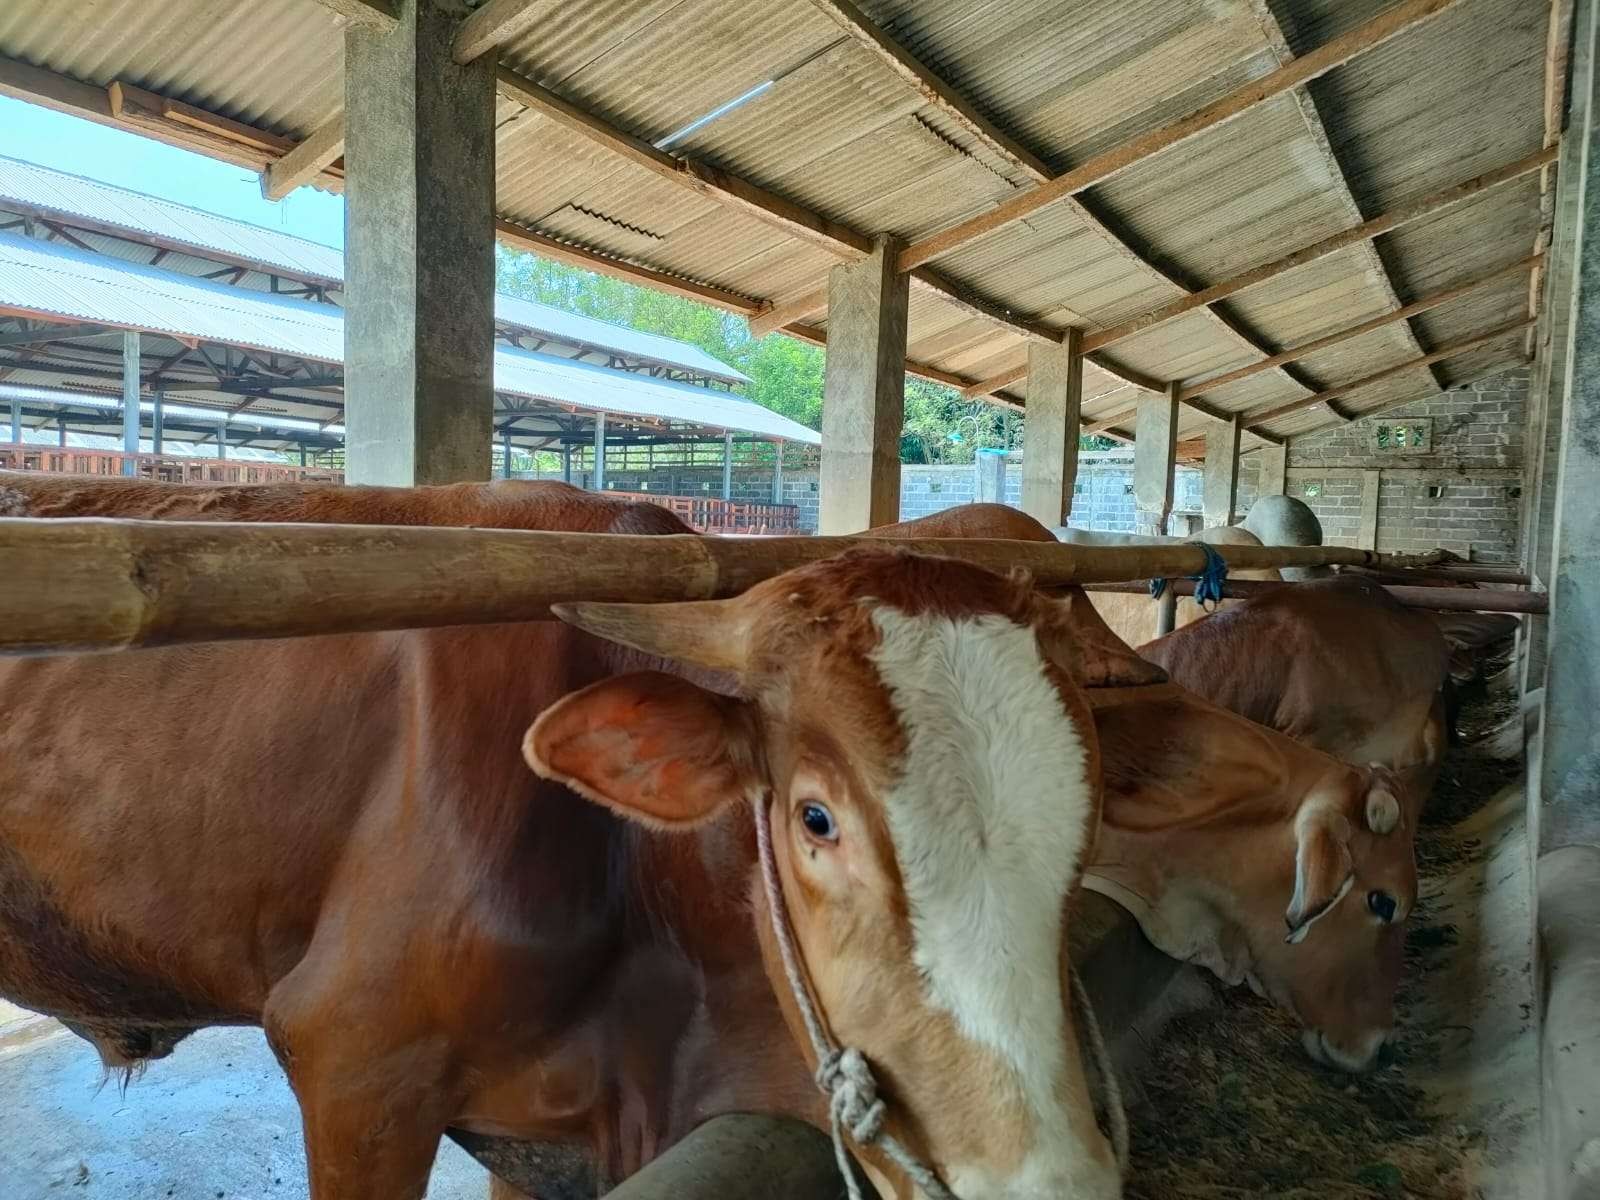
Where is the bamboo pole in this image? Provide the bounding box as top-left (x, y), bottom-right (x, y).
top-left (0, 518), bottom-right (1444, 656)
top-left (1084, 577), bottom-right (1546, 614)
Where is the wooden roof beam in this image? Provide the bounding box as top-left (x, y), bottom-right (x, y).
top-left (896, 0), bottom-right (1465, 273)
top-left (1242, 317), bottom-right (1535, 429)
top-left (1078, 146), bottom-right (1558, 355)
top-left (1180, 254), bottom-right (1542, 400)
top-left (262, 114), bottom-right (344, 202)
top-left (1245, 0), bottom-right (1444, 390)
top-left (1284, 355), bottom-right (1532, 443)
top-left (454, 0), bottom-right (550, 64)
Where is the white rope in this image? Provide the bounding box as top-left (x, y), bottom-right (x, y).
top-left (754, 795), bottom-right (1128, 1198)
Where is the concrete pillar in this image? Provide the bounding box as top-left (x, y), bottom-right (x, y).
top-left (562, 444), bottom-right (572, 484)
top-left (501, 430), bottom-right (513, 479)
top-left (975, 448), bottom-right (1007, 505)
top-left (593, 412), bottom-right (606, 491)
top-left (299, 444), bottom-right (308, 468)
top-left (8, 396), bottom-right (20, 444)
top-left (216, 422), bottom-right (227, 460)
top-left (151, 391), bottom-right (164, 456)
top-left (1133, 382), bottom-right (1179, 536)
top-left (772, 440), bottom-right (785, 503)
top-left (722, 430), bottom-right (734, 500)
top-left (1020, 330), bottom-right (1083, 526)
top-left (56, 414), bottom-right (65, 446)
top-left (122, 330), bottom-right (140, 475)
top-left (1357, 470), bottom-right (1381, 550)
top-left (818, 236), bottom-right (908, 533)
top-left (1202, 414), bottom-right (1241, 528)
top-left (1258, 443), bottom-right (1288, 496)
top-left (343, 0), bottom-right (496, 486)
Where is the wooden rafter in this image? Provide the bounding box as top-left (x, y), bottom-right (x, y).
top-left (1245, 0), bottom-right (1444, 390)
top-left (1181, 255), bottom-right (1540, 401)
top-left (308, 0), bottom-right (397, 32)
top-left (1242, 318), bottom-right (1535, 429)
top-left (775, 0), bottom-right (1323, 430)
top-left (454, 0), bottom-right (551, 64)
top-left (894, 0), bottom-right (1465, 273)
top-left (262, 114), bottom-right (344, 202)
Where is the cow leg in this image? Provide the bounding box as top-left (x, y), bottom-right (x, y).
top-left (264, 989), bottom-right (463, 1200)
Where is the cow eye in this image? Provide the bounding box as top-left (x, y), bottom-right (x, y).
top-left (799, 802), bottom-right (838, 843)
top-left (1367, 890), bottom-right (1398, 923)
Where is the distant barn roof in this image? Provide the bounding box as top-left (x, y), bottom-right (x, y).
top-left (0, 230), bottom-right (815, 444)
top-left (0, 155), bottom-right (750, 386)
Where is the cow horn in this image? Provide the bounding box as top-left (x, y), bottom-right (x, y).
top-left (1365, 784), bottom-right (1401, 836)
top-left (552, 598), bottom-right (752, 673)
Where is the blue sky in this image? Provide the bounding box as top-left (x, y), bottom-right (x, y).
top-left (0, 95), bottom-right (346, 248)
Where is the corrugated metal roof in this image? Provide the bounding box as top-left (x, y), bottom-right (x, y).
top-left (0, 232), bottom-right (815, 444)
top-left (0, 156), bottom-right (751, 384)
top-left (0, 156), bottom-right (345, 282)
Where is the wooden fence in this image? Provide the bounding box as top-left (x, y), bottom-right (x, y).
top-left (608, 491), bottom-right (802, 535)
top-left (0, 443), bottom-right (343, 485)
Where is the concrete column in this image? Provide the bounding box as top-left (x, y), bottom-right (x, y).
top-left (1020, 329), bottom-right (1083, 527)
top-left (772, 440), bottom-right (785, 503)
top-left (299, 445), bottom-right (308, 468)
top-left (56, 414), bottom-right (65, 447)
top-left (1259, 443), bottom-right (1288, 496)
top-left (1132, 382), bottom-right (1179, 536)
top-left (975, 448), bottom-right (1007, 504)
top-left (1357, 470), bottom-right (1381, 550)
top-left (562, 444), bottom-right (572, 484)
top-left (122, 330), bottom-right (140, 475)
top-left (1202, 414), bottom-right (1241, 528)
top-left (216, 423), bottom-right (227, 460)
top-left (593, 412), bottom-right (606, 491)
top-left (343, 0), bottom-right (496, 486)
top-left (501, 430), bottom-right (513, 479)
top-left (722, 430), bottom-right (734, 500)
top-left (8, 396), bottom-right (20, 445)
top-left (818, 235), bottom-right (909, 533)
top-left (151, 391), bottom-right (164, 456)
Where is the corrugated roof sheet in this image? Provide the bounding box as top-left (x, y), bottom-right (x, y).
top-left (0, 156), bottom-right (751, 384)
top-left (0, 232), bottom-right (815, 444)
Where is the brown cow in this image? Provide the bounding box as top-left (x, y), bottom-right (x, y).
top-left (1, 482), bottom-right (1134, 1200)
top-left (1138, 576), bottom-right (1452, 808)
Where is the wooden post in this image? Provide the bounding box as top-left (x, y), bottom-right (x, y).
top-left (1202, 414), bottom-right (1241, 527)
top-left (562, 443), bottom-right (572, 484)
top-left (1020, 329), bottom-right (1084, 527)
top-left (818, 235), bottom-right (908, 533)
top-left (1133, 381), bottom-right (1179, 535)
top-left (722, 430), bottom-right (734, 500)
top-left (772, 439), bottom-right (785, 504)
top-left (299, 445), bottom-right (308, 468)
top-left (122, 331), bottom-right (140, 476)
top-left (1358, 470), bottom-right (1381, 550)
top-left (592, 412), bottom-right (606, 491)
top-left (56, 414), bottom-right (65, 447)
top-left (151, 391), bottom-right (164, 456)
top-left (8, 395), bottom-right (20, 445)
top-left (1259, 443), bottom-right (1288, 496)
top-left (343, 0), bottom-right (496, 485)
top-left (501, 430), bottom-right (513, 479)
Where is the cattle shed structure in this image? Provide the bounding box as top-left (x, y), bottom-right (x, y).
top-left (1, 0), bottom-right (1599, 1197)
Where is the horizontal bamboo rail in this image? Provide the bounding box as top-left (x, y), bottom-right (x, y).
top-left (0, 518), bottom-right (1446, 656)
top-left (1085, 577), bottom-right (1547, 614)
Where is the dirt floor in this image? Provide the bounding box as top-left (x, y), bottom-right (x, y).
top-left (1125, 660), bottom-right (1538, 1200)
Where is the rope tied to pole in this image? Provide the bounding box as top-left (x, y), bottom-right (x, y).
top-left (753, 793), bottom-right (1127, 1200)
top-left (1150, 541), bottom-right (1230, 610)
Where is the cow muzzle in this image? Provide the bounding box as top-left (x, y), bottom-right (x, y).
top-left (1302, 1027), bottom-right (1388, 1073)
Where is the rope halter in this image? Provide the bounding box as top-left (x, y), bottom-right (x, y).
top-left (753, 794), bottom-right (1128, 1200)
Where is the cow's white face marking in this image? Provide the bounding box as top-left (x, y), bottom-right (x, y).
top-left (869, 607), bottom-right (1100, 1193)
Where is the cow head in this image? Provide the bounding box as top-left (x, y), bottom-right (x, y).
top-left (1085, 690), bottom-right (1417, 1074)
top-left (525, 549), bottom-right (1164, 1200)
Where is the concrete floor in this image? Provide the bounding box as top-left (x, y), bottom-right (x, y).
top-left (0, 1021), bottom-right (488, 1200)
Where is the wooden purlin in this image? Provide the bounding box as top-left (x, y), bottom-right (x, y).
top-left (262, 114), bottom-right (345, 202)
top-left (307, 0), bottom-right (398, 30)
top-left (791, 0), bottom-right (1319, 414)
top-left (1281, 355), bottom-right (1533, 442)
top-left (1243, 318), bottom-right (1536, 429)
top-left (894, 0), bottom-right (1467, 273)
top-left (1244, 0), bottom-right (1444, 390)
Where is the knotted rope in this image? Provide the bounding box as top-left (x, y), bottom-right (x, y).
top-left (1149, 541), bottom-right (1230, 611)
top-left (753, 795), bottom-right (1128, 1200)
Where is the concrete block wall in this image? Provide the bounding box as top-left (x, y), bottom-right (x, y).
top-left (1280, 368), bottom-right (1528, 563)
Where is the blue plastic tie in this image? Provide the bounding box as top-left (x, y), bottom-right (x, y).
top-left (1149, 542), bottom-right (1229, 610)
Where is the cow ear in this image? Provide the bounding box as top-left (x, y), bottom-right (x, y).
top-left (1042, 588), bottom-right (1169, 688)
top-left (1286, 806), bottom-right (1355, 944)
top-left (524, 671), bottom-right (762, 829)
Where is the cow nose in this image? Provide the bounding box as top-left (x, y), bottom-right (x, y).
top-left (1303, 1027), bottom-right (1387, 1073)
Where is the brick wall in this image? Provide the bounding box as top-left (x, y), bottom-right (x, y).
top-left (1275, 368), bottom-right (1527, 562)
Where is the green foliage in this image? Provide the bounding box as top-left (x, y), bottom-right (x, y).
top-left (498, 246), bottom-right (1102, 464)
